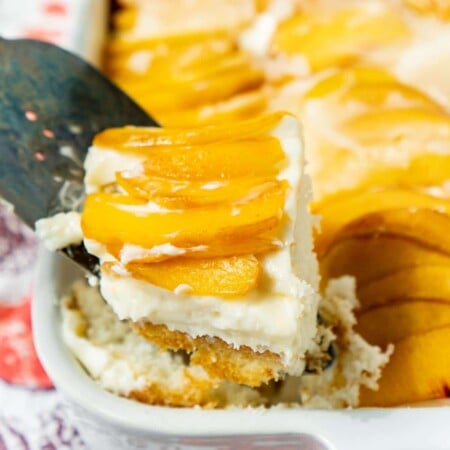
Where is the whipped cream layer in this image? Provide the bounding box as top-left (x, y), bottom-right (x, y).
top-left (394, 28), bottom-right (450, 108)
top-left (83, 115), bottom-right (319, 373)
top-left (35, 211), bottom-right (83, 251)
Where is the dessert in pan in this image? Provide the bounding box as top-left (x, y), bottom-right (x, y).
top-left (38, 0), bottom-right (450, 408)
top-left (82, 112), bottom-right (319, 388)
top-left (294, 58), bottom-right (450, 346)
top-left (61, 111), bottom-right (388, 407)
top-left (264, 1), bottom-right (450, 405)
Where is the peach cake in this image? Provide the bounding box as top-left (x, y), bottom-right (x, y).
top-left (75, 0), bottom-right (450, 407)
top-left (78, 112), bottom-right (322, 387)
top-left (36, 112), bottom-right (390, 406)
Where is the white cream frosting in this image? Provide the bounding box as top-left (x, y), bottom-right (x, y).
top-left (120, 243), bottom-right (186, 264)
top-left (239, 0), bottom-right (296, 57)
top-left (35, 211), bottom-right (83, 251)
top-left (84, 147), bottom-right (146, 194)
top-left (394, 29), bottom-right (450, 108)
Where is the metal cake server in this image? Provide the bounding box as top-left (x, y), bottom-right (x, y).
top-left (0, 37), bottom-right (158, 274)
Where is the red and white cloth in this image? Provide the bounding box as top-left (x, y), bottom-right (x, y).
top-left (0, 1), bottom-right (106, 447)
top-left (0, 208), bottom-right (89, 450)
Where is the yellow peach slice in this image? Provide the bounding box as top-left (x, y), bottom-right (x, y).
top-left (309, 144), bottom-right (450, 200)
top-left (342, 108), bottom-right (450, 149)
top-left (304, 67), bottom-right (441, 112)
top-left (81, 183), bottom-right (286, 250)
top-left (157, 87), bottom-right (268, 128)
top-left (272, 8), bottom-right (410, 71)
top-left (175, 51), bottom-right (258, 84)
top-left (121, 64), bottom-right (263, 112)
top-left (108, 30), bottom-right (233, 56)
top-left (312, 187), bottom-right (450, 257)
top-left (304, 67), bottom-right (395, 99)
top-left (112, 47), bottom-right (263, 103)
top-left (93, 111), bottom-right (286, 150)
top-left (336, 208), bottom-right (450, 258)
top-left (358, 265), bottom-right (450, 311)
top-left (108, 36), bottom-right (236, 79)
top-left (404, 0), bottom-right (450, 20)
top-left (140, 137), bottom-right (286, 181)
top-left (125, 255), bottom-right (260, 297)
top-left (116, 174), bottom-right (279, 207)
top-left (360, 326), bottom-right (450, 406)
top-left (355, 153), bottom-right (450, 191)
top-left (303, 70), bottom-right (444, 154)
top-left (342, 82), bottom-right (443, 112)
top-left (356, 300), bottom-right (450, 347)
top-left (320, 236), bottom-right (450, 288)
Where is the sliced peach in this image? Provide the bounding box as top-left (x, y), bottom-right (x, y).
top-left (304, 67), bottom-right (395, 99)
top-left (93, 111), bottom-right (286, 150)
top-left (320, 236), bottom-right (450, 288)
top-left (358, 265), bottom-right (450, 311)
top-left (121, 63), bottom-right (263, 112)
top-left (108, 36), bottom-right (236, 79)
top-left (342, 108), bottom-right (450, 149)
top-left (125, 255), bottom-right (260, 297)
top-left (360, 326), bottom-right (450, 406)
top-left (272, 8), bottom-right (410, 71)
top-left (106, 33), bottom-right (266, 119)
top-left (175, 51), bottom-right (258, 84)
top-left (107, 30), bottom-right (233, 56)
top-left (404, 0), bottom-right (450, 19)
top-left (309, 144), bottom-right (450, 201)
top-left (157, 87), bottom-right (268, 128)
top-left (116, 174), bottom-right (279, 207)
top-left (81, 183), bottom-right (286, 250)
top-left (356, 153), bottom-right (450, 191)
top-left (356, 300), bottom-right (450, 348)
top-left (140, 137), bottom-right (286, 181)
top-left (336, 208), bottom-right (450, 258)
top-left (312, 187), bottom-right (450, 257)
top-left (342, 81), bottom-right (443, 112)
top-left (304, 67), bottom-right (441, 112)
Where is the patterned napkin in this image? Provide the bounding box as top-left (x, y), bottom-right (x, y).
top-left (0, 208), bottom-right (89, 449)
top-left (0, 1), bottom-right (105, 447)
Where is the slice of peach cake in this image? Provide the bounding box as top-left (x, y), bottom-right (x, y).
top-left (80, 112), bottom-right (323, 386)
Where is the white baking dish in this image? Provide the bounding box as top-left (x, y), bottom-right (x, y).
top-left (32, 248), bottom-right (450, 450)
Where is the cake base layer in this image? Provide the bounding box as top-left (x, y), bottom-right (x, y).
top-left (133, 321), bottom-right (285, 387)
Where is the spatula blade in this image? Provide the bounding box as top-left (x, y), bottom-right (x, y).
top-left (0, 37), bottom-right (157, 273)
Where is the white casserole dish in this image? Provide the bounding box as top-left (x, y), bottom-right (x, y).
top-left (33, 248), bottom-right (450, 450)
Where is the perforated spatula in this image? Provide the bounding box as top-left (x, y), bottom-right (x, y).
top-left (0, 37), bottom-right (158, 274)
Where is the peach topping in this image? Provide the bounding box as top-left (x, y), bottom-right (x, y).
top-left (105, 30), bottom-right (267, 126)
top-left (272, 7), bottom-right (410, 72)
top-left (82, 113), bottom-right (290, 297)
top-left (125, 255), bottom-right (260, 297)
